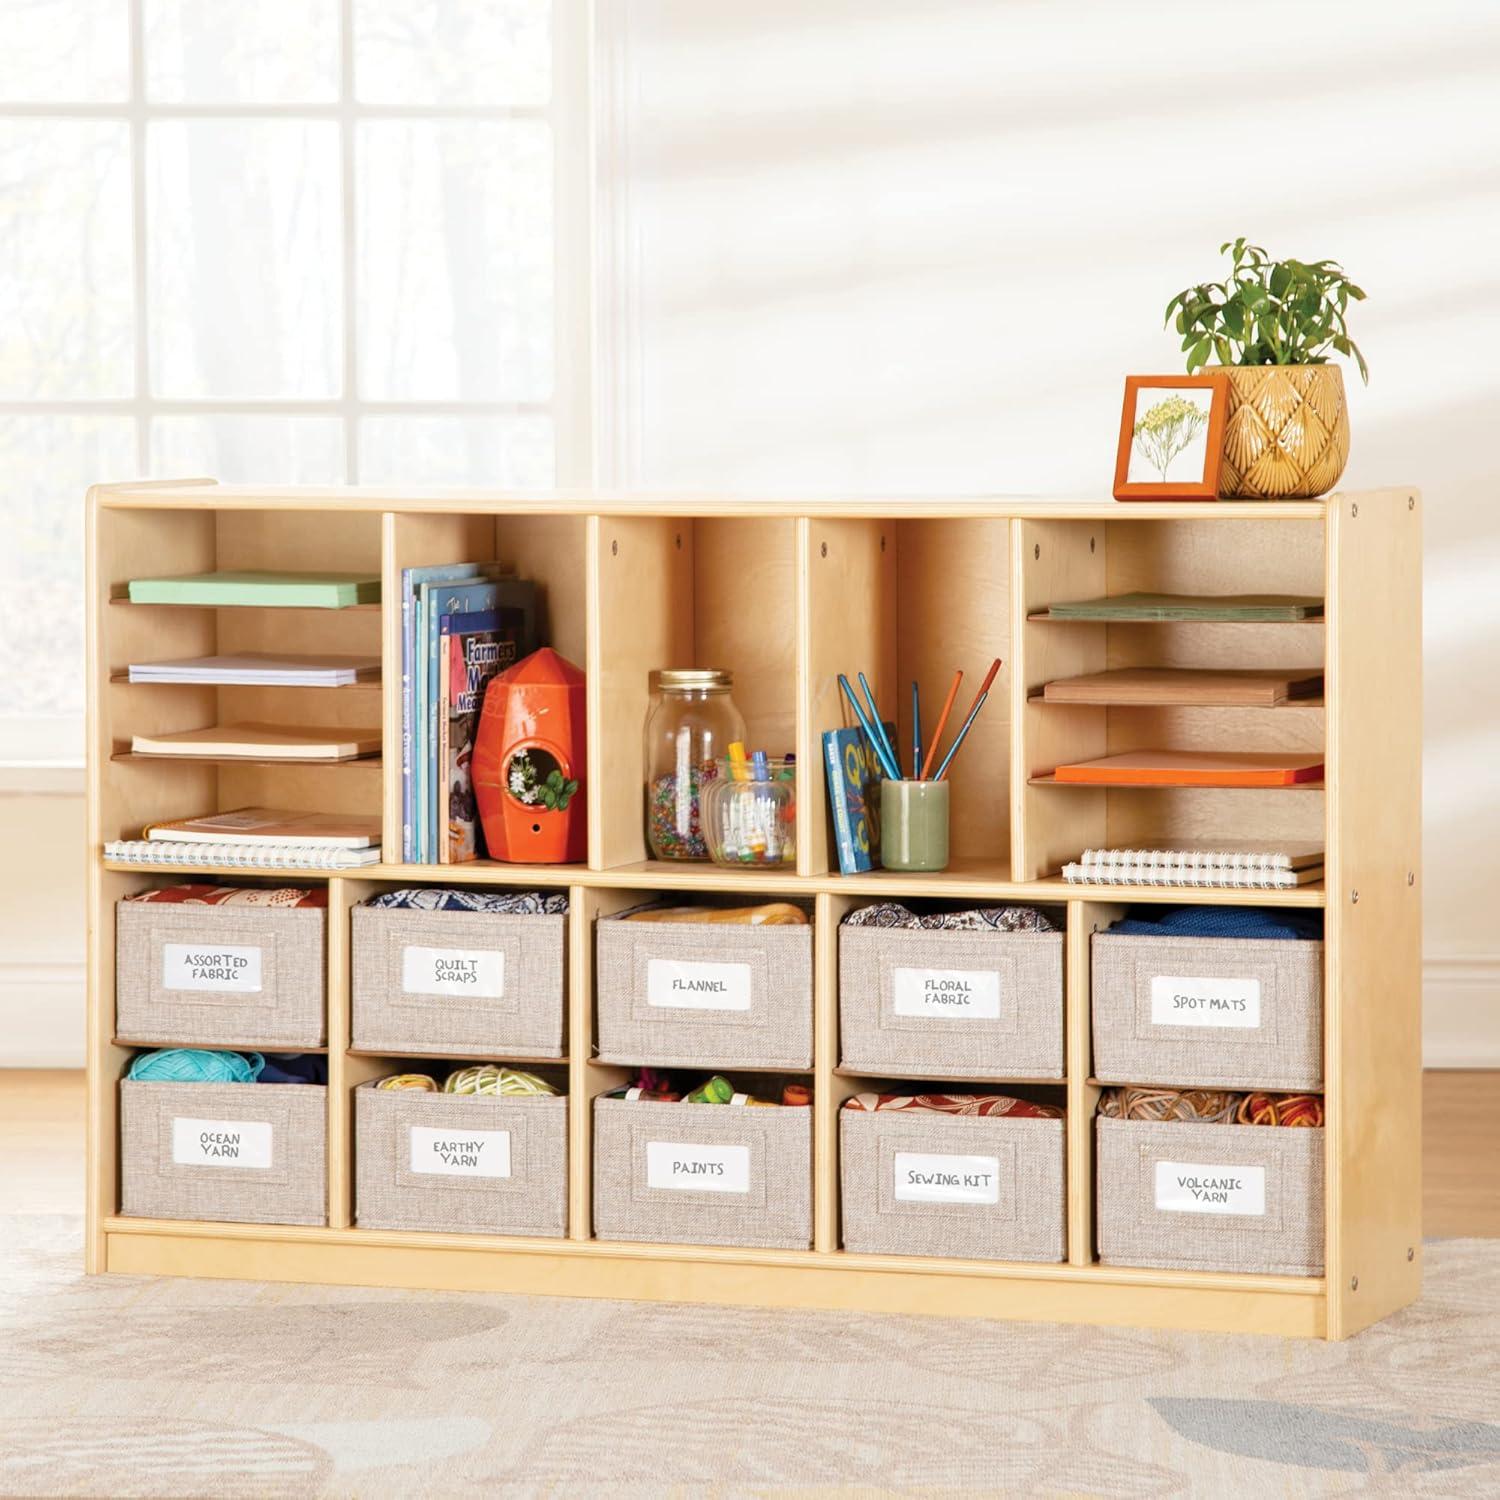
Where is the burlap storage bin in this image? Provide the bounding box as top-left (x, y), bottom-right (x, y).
top-left (840, 1109), bottom-right (1065, 1262)
top-left (592, 1096), bottom-right (812, 1249)
top-left (1096, 1115), bottom-right (1324, 1276)
top-left (119, 1078), bottom-right (326, 1226)
top-left (1092, 933), bottom-right (1323, 1090)
top-left (115, 900), bottom-right (325, 1048)
top-left (354, 1082), bottom-right (566, 1237)
top-left (351, 905), bottom-right (566, 1058)
top-left (839, 926), bottom-right (1063, 1079)
top-left (594, 916), bottom-right (812, 1069)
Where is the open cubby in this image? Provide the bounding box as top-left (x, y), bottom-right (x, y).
top-left (86, 482), bottom-right (1421, 1341)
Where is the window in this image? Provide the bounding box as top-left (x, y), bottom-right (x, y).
top-left (0, 0), bottom-right (590, 764)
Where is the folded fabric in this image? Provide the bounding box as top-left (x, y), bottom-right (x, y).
top-left (1099, 1085), bottom-right (1323, 1127)
top-left (365, 888), bottom-right (568, 915)
top-left (1108, 905), bottom-right (1322, 941)
top-left (620, 902), bottom-right (808, 926)
top-left (842, 902), bottom-right (1057, 933)
top-left (257, 1053), bottom-right (328, 1085)
top-left (128, 1048), bottom-right (264, 1083)
top-left (843, 1092), bottom-right (1063, 1120)
top-left (124, 883), bottom-right (326, 909)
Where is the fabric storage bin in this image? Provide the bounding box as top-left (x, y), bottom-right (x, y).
top-left (354, 1082), bottom-right (567, 1237)
top-left (1095, 1115), bottom-right (1324, 1276)
top-left (115, 900), bottom-right (325, 1048)
top-left (1092, 933), bottom-right (1323, 1090)
top-left (119, 1078), bottom-right (326, 1226)
top-left (592, 1096), bottom-right (812, 1249)
top-left (351, 904), bottom-right (566, 1058)
top-left (839, 926), bottom-right (1063, 1079)
top-left (594, 915), bottom-right (813, 1069)
top-left (840, 1108), bottom-right (1065, 1262)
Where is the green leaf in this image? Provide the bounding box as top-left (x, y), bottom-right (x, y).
top-left (1184, 336), bottom-right (1211, 372)
top-left (1269, 264), bottom-right (1291, 299)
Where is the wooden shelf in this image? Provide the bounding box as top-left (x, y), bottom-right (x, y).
top-left (1027, 611), bottom-right (1324, 624)
top-left (114, 1038), bottom-right (330, 1055)
top-left (1027, 689), bottom-right (1325, 709)
top-left (346, 1048), bottom-right (569, 1066)
top-left (110, 596), bottom-right (379, 613)
top-left (1029, 773), bottom-right (1325, 791)
top-left (832, 1067), bottom-right (1067, 1089)
top-left (112, 751), bottom-right (381, 768)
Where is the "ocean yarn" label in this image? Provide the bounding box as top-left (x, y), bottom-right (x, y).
top-left (409, 1125), bottom-right (512, 1177)
top-left (1149, 974), bottom-right (1261, 1028)
top-left (891, 967), bottom-right (1002, 1020)
top-left (646, 959), bottom-right (752, 1011)
top-left (1154, 1161), bottom-right (1266, 1215)
top-left (893, 1151), bottom-right (1001, 1205)
top-left (645, 1140), bottom-right (751, 1192)
top-left (171, 1117), bottom-right (273, 1168)
top-left (162, 943), bottom-right (263, 993)
top-left (402, 946), bottom-right (505, 999)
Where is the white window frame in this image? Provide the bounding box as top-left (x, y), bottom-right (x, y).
top-left (0, 0), bottom-right (594, 775)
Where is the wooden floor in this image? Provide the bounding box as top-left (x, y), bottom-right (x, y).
top-left (3, 1069), bottom-right (1496, 1233)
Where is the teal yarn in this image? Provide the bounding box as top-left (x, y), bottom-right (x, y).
top-left (127, 1048), bottom-right (264, 1083)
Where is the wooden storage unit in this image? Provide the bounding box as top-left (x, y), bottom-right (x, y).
top-left (86, 481), bottom-right (1422, 1340)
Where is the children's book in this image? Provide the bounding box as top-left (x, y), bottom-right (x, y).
top-left (437, 609), bottom-right (526, 862)
top-left (822, 722), bottom-right (894, 874)
top-left (144, 807), bottom-right (381, 848)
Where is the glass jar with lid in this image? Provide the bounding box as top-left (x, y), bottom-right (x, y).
top-left (644, 669), bottom-right (747, 860)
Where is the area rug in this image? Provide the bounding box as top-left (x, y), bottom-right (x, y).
top-left (1, 1216), bottom-right (1497, 1498)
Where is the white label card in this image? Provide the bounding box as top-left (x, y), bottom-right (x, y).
top-left (892, 966), bottom-right (1002, 1020)
top-left (162, 943), bottom-right (263, 993)
top-left (402, 945), bottom-right (505, 999)
top-left (645, 1140), bottom-right (751, 1193)
top-left (409, 1125), bottom-right (512, 1178)
top-left (1154, 1161), bottom-right (1266, 1215)
top-left (1150, 975), bottom-right (1262, 1028)
top-left (893, 1151), bottom-right (1001, 1205)
top-left (646, 958), bottom-right (752, 1012)
top-left (171, 1116), bottom-right (273, 1169)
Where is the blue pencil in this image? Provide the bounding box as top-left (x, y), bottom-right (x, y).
top-left (932, 690), bottom-right (990, 782)
top-left (857, 672), bottom-right (902, 778)
top-left (911, 680), bottom-right (922, 780)
top-left (838, 675), bottom-right (901, 781)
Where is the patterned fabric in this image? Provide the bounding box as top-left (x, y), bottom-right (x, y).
top-left (124, 883), bottom-right (326, 909)
top-left (1109, 905), bottom-right (1321, 941)
top-left (842, 902), bottom-right (1057, 933)
top-left (365, 888), bottom-right (568, 915)
top-left (1099, 1086), bottom-right (1323, 1127)
top-left (843, 1092), bottom-right (1063, 1120)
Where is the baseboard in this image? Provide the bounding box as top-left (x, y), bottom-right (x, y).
top-left (0, 962), bottom-right (85, 1067)
top-left (1422, 957), bottom-right (1500, 1068)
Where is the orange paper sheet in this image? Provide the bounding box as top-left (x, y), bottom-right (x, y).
top-left (1051, 751), bottom-right (1325, 787)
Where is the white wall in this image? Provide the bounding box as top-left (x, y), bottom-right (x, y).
top-left (597, 0), bottom-right (1500, 1063)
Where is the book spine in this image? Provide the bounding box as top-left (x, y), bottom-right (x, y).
top-left (437, 620), bottom-right (452, 865)
top-left (823, 732), bottom-right (858, 875)
top-left (401, 571), bottom-right (414, 863)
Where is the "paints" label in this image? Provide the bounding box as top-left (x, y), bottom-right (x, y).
top-left (171, 1116), bottom-right (273, 1168)
top-left (1154, 1160), bottom-right (1266, 1215)
top-left (892, 967), bottom-right (1001, 1020)
top-left (401, 945), bottom-right (505, 999)
top-left (646, 959), bottom-right (752, 1011)
top-left (1149, 974), bottom-right (1261, 1028)
top-left (645, 1140), bottom-right (751, 1192)
top-left (162, 943), bottom-right (263, 993)
top-left (893, 1151), bottom-right (1001, 1205)
top-left (409, 1125), bottom-right (512, 1178)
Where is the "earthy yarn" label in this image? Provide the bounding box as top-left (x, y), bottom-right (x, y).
top-left (891, 967), bottom-right (1001, 1020)
top-left (409, 1125), bottom-right (512, 1177)
top-left (1149, 975), bottom-right (1261, 1028)
top-left (645, 1140), bottom-right (751, 1192)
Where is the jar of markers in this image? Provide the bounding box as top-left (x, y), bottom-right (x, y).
top-left (702, 754), bottom-right (796, 868)
top-left (644, 669), bottom-right (746, 860)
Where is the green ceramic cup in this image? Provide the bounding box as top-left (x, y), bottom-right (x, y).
top-left (879, 779), bottom-right (950, 873)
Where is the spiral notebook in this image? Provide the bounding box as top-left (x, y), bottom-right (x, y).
top-left (1063, 840), bottom-right (1323, 889)
top-left (105, 839), bottom-right (381, 869)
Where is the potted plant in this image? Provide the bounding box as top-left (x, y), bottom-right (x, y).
top-left (1165, 239), bottom-right (1367, 498)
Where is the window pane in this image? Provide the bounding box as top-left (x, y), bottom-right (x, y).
top-left (358, 120), bottom-right (552, 402)
top-left (0, 0), bottom-right (128, 101)
top-left (354, 0), bottom-right (550, 106)
top-left (0, 415), bottom-right (137, 721)
top-left (145, 0), bottom-right (339, 103)
top-left (150, 416), bottom-right (346, 484)
top-left (359, 414), bottom-right (552, 487)
top-left (0, 121), bottom-right (132, 398)
top-left (148, 120), bottom-right (342, 399)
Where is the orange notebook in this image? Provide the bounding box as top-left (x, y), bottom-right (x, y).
top-left (1052, 751), bottom-right (1325, 787)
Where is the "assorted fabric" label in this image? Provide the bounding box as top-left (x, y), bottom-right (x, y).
top-left (162, 943), bottom-right (263, 993)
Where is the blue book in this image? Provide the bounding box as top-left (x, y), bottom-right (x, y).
top-left (822, 723), bottom-right (891, 874)
top-left (400, 563), bottom-right (488, 861)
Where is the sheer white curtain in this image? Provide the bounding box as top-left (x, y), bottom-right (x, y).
top-left (0, 0), bottom-right (582, 764)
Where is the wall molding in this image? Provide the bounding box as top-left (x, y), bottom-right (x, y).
top-left (1423, 955), bottom-right (1500, 1068)
top-left (0, 961), bottom-right (85, 1067)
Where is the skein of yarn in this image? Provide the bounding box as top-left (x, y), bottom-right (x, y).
top-left (127, 1048), bottom-right (264, 1083)
top-left (1098, 1086), bottom-right (1239, 1123)
top-left (442, 1065), bottom-right (557, 1097)
top-left (375, 1074), bottom-right (438, 1092)
top-left (1237, 1092), bottom-right (1324, 1127)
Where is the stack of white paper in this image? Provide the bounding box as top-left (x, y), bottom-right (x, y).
top-left (127, 653), bottom-right (380, 687)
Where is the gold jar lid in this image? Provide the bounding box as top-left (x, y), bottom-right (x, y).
top-left (650, 668), bottom-right (734, 692)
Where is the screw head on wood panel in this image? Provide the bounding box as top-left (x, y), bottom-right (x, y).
top-left (1409, 495), bottom-right (1416, 510)
top-left (1408, 1246), bottom-right (1415, 1261)
top-left (1034, 543), bottom-right (1040, 560)
top-left (881, 535), bottom-right (887, 552)
top-left (1352, 502), bottom-right (1359, 517)
top-left (1351, 1275), bottom-right (1359, 1291)
top-left (1351, 889), bottom-right (1359, 904)
top-left (820, 541), bottom-right (828, 559)
top-left (675, 533), bottom-right (682, 550)
top-left (611, 539), bottom-right (618, 557)
top-left (1407, 871), bottom-right (1415, 886)
top-left (1090, 535), bottom-right (1096, 553)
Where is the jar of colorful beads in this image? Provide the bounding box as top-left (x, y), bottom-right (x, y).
top-left (702, 757), bottom-right (797, 868)
top-left (644, 669), bottom-right (746, 860)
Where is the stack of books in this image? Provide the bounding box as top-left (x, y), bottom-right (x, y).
top-left (1062, 842), bottom-right (1324, 889)
top-left (104, 808), bottom-right (384, 869)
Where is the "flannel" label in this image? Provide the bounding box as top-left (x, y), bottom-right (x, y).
top-left (646, 959), bottom-right (752, 1011)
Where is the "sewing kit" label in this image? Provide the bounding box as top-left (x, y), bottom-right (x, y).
top-left (162, 943), bottom-right (263, 993)
top-left (892, 1151), bottom-right (1002, 1205)
top-left (171, 1117), bottom-right (273, 1169)
top-left (1149, 974), bottom-right (1261, 1028)
top-left (645, 1140), bottom-right (751, 1192)
top-left (1154, 1161), bottom-right (1266, 1215)
top-left (409, 1125), bottom-right (512, 1178)
top-left (891, 967), bottom-right (1002, 1020)
top-left (401, 945), bottom-right (506, 999)
top-left (646, 959), bottom-right (752, 1011)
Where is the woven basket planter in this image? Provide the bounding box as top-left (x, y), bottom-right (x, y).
top-left (1218, 364), bottom-right (1349, 499)
top-left (840, 1108), bottom-right (1065, 1262)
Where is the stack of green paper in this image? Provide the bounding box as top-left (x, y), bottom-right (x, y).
top-left (1043, 592), bottom-right (1323, 622)
top-left (126, 571), bottom-right (381, 608)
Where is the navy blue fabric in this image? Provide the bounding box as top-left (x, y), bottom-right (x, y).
top-left (1110, 905), bottom-right (1322, 941)
top-left (258, 1053), bottom-right (329, 1085)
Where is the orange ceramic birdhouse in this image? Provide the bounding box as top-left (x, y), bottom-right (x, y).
top-left (472, 647), bottom-right (587, 864)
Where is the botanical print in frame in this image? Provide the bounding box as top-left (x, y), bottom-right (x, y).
top-left (1113, 372), bottom-right (1229, 500)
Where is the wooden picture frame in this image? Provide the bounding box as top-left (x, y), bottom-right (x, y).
top-left (1113, 372), bottom-right (1229, 500)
